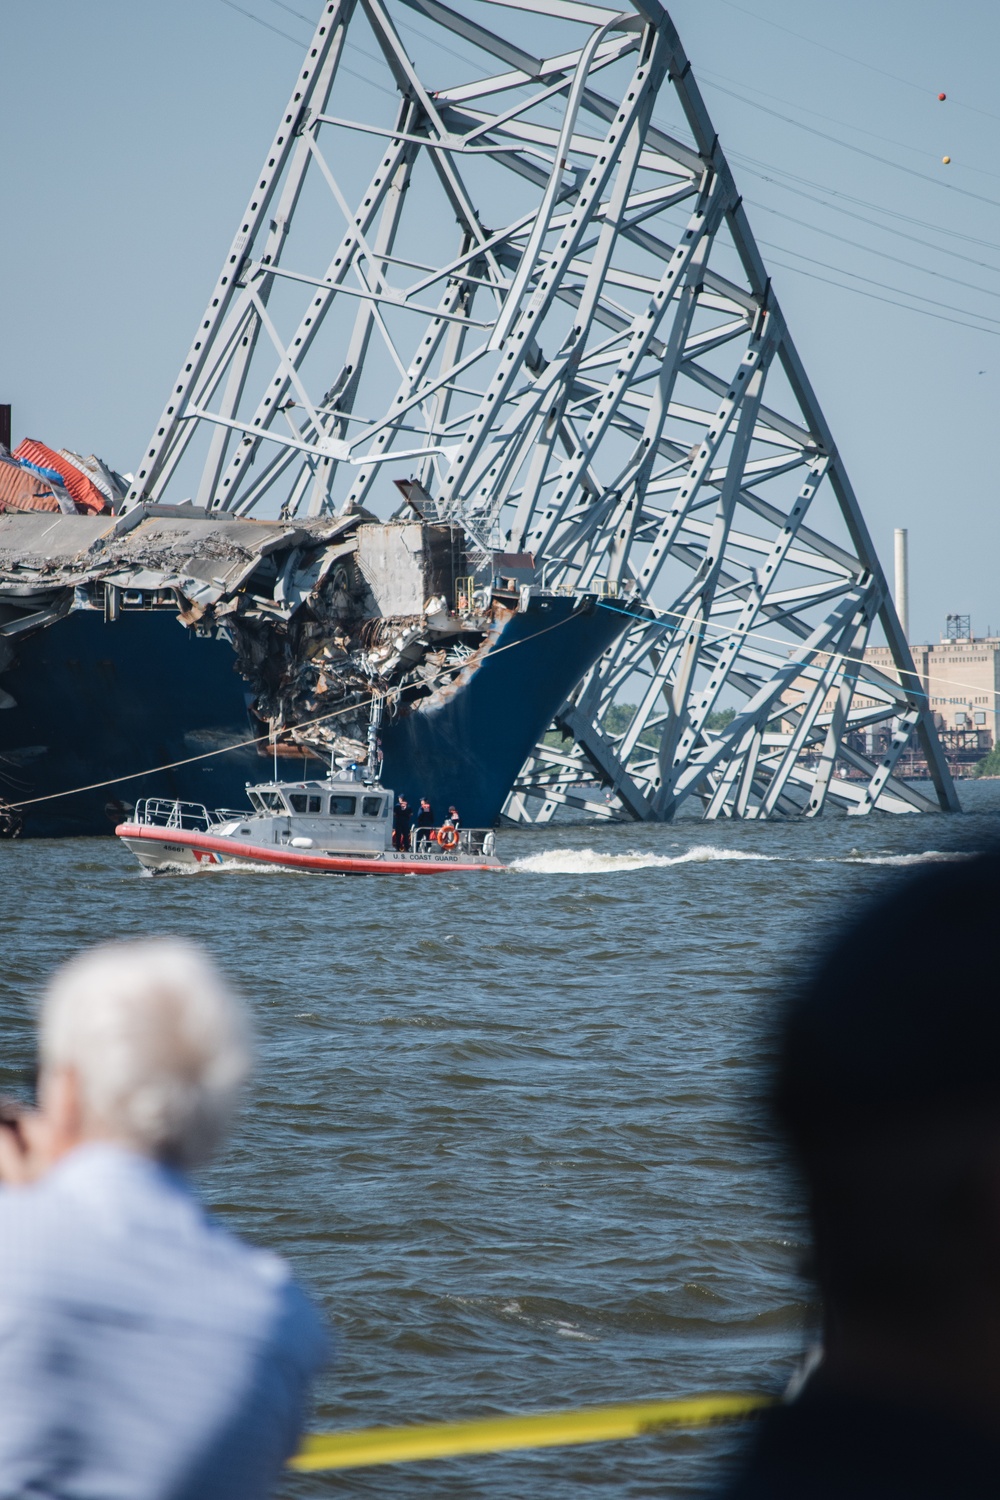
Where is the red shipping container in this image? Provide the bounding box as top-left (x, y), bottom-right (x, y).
top-left (14, 438), bottom-right (108, 513)
top-left (0, 460), bottom-right (61, 512)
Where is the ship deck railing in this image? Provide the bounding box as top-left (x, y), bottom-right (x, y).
top-left (132, 798), bottom-right (245, 832)
top-left (410, 828), bottom-right (495, 858)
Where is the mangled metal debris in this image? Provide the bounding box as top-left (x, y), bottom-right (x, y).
top-left (0, 504), bottom-right (517, 772)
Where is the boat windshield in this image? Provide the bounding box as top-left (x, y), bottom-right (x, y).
top-left (257, 791), bottom-right (286, 811)
top-left (362, 796), bottom-right (383, 817)
top-left (329, 795), bottom-right (356, 816)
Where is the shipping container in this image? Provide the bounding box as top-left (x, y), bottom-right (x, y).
top-left (0, 460), bottom-right (60, 512)
top-left (14, 438), bottom-right (108, 513)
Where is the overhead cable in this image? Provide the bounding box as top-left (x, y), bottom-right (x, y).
top-left (698, 67), bottom-right (1000, 183)
top-left (708, 81), bottom-right (1000, 211)
top-left (757, 236), bottom-right (1000, 327)
top-left (262, 0), bottom-right (315, 23)
top-left (742, 186), bottom-right (1000, 280)
top-left (763, 249), bottom-right (1000, 337)
top-left (748, 201), bottom-right (1000, 307)
top-left (218, 0), bottom-right (398, 98)
top-left (711, 0), bottom-right (1000, 127)
top-left (731, 152), bottom-right (1000, 251)
top-left (218, 0), bottom-right (304, 47)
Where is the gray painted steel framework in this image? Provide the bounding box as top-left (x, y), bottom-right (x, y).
top-left (127, 0), bottom-right (957, 820)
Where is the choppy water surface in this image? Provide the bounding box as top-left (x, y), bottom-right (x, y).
top-left (3, 781), bottom-right (999, 1498)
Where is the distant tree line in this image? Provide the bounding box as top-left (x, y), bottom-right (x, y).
top-left (973, 744), bottom-right (1000, 778)
top-left (542, 704), bottom-right (735, 750)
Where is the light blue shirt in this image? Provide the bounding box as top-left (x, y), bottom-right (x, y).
top-left (0, 1143), bottom-right (328, 1499)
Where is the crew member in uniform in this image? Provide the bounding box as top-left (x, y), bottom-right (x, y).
top-left (414, 797), bottom-right (435, 850)
top-left (392, 796), bottom-right (413, 852)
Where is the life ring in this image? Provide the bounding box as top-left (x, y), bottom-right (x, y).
top-left (437, 824), bottom-right (459, 849)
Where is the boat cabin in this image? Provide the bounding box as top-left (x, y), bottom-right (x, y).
top-left (241, 774), bottom-right (392, 853)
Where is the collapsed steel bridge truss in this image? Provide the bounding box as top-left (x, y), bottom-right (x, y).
top-left (127, 0), bottom-right (957, 819)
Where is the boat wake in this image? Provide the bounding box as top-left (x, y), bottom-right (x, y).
top-left (510, 847), bottom-right (973, 875)
top-left (137, 846), bottom-right (972, 878)
top-left (837, 850), bottom-right (972, 866)
top-left (509, 846), bottom-right (774, 874)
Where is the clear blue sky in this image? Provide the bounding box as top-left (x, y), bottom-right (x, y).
top-left (1, 0), bottom-right (998, 645)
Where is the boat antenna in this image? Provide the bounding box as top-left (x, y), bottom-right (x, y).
top-left (272, 724), bottom-right (278, 784)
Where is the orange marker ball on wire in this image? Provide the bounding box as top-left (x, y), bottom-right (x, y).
top-left (942, 155), bottom-right (951, 164)
top-left (938, 91), bottom-right (946, 100)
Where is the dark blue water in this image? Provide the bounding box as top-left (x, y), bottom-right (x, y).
top-left (3, 781), bottom-right (998, 1497)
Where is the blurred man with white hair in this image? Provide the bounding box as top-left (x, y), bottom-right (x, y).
top-left (0, 939), bottom-right (327, 1500)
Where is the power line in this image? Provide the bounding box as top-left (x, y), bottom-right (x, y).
top-left (702, 70), bottom-right (1000, 185)
top-left (747, 199), bottom-right (1000, 307)
top-left (704, 74), bottom-right (1000, 307)
top-left (262, 0), bottom-right (495, 96)
top-left (262, 0), bottom-right (316, 24)
top-left (218, 0), bottom-right (399, 99)
top-left (757, 235), bottom-right (1000, 327)
top-left (731, 151), bottom-right (1000, 251)
top-left (711, 0), bottom-right (1000, 127)
top-left (218, 0), bottom-right (304, 47)
top-left (371, 13), bottom-right (1000, 323)
top-left (709, 228), bottom-right (1000, 335)
top-left (764, 249), bottom-right (1000, 338)
top-left (743, 184), bottom-right (1000, 280)
top-left (709, 80), bottom-right (1000, 211)
top-left (713, 0), bottom-right (929, 94)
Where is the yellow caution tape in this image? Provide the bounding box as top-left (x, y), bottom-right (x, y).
top-left (290, 1392), bottom-right (772, 1472)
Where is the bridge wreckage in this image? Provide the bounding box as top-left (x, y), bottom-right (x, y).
top-left (1, 0), bottom-right (956, 834)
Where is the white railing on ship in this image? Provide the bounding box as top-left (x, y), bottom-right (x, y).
top-left (410, 828), bottom-right (495, 857)
top-left (133, 799), bottom-right (245, 831)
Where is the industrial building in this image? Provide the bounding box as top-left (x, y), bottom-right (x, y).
top-left (781, 624), bottom-right (999, 777)
top-left (854, 531), bottom-right (996, 768)
top-left (860, 622), bottom-right (999, 768)
top-left (835, 529), bottom-right (994, 773)
top-left (781, 527), bottom-right (996, 776)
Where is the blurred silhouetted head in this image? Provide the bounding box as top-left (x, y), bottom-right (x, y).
top-left (779, 858), bottom-right (1000, 1338)
top-left (773, 851), bottom-right (1000, 1333)
top-left (40, 940), bottom-right (251, 1171)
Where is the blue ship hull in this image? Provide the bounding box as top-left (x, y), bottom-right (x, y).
top-left (0, 595), bottom-right (626, 837)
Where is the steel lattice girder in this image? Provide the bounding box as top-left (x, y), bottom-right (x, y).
top-left (126, 0), bottom-right (957, 820)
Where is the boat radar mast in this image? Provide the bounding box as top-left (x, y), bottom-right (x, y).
top-left (365, 697), bottom-right (384, 788)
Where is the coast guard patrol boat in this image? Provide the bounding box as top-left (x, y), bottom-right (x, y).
top-left (115, 767), bottom-right (502, 877)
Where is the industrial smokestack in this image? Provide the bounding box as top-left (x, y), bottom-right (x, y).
top-left (894, 527), bottom-right (909, 642)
